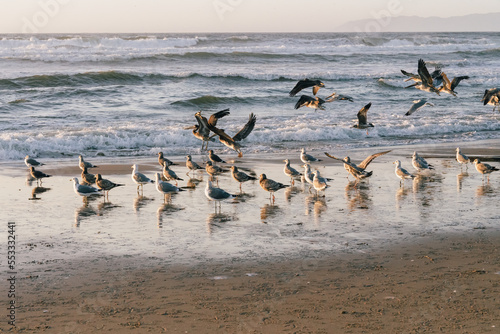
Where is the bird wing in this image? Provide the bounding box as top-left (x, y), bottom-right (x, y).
top-left (450, 76), bottom-right (469, 92)
top-left (232, 113), bottom-right (257, 142)
top-left (294, 95), bottom-right (314, 109)
top-left (417, 59), bottom-right (434, 86)
top-left (401, 69), bottom-right (420, 82)
top-left (208, 124), bottom-right (236, 144)
top-left (357, 102), bottom-right (372, 124)
top-left (207, 108), bottom-right (230, 128)
top-left (358, 150), bottom-right (392, 169)
top-left (430, 67), bottom-right (443, 86)
top-left (324, 153), bottom-right (359, 170)
top-left (289, 79), bottom-right (314, 97)
top-left (194, 112), bottom-right (211, 137)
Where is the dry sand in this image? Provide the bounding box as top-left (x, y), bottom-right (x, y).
top-left (2, 140), bottom-right (500, 333)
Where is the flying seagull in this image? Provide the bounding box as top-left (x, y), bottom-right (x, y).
top-left (289, 79), bottom-right (325, 97)
top-left (405, 99), bottom-right (434, 116)
top-left (353, 102), bottom-right (374, 134)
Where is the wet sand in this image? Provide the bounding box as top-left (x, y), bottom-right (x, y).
top-left (2, 140), bottom-right (500, 333)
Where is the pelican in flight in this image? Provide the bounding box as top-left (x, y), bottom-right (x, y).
top-left (405, 99), bottom-right (434, 116)
top-left (481, 88), bottom-right (500, 111)
top-left (294, 95), bottom-right (326, 111)
top-left (405, 59), bottom-right (440, 95)
top-left (437, 72), bottom-right (469, 96)
top-left (325, 92), bottom-right (354, 102)
top-left (353, 102), bottom-right (374, 134)
top-left (185, 109), bottom-right (230, 150)
top-left (401, 65), bottom-right (442, 85)
top-left (207, 112), bottom-right (257, 157)
top-left (289, 79), bottom-right (325, 97)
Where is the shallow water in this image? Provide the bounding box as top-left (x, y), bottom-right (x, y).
top-left (3, 144), bottom-right (499, 268)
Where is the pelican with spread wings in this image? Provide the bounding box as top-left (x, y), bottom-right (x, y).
top-left (207, 112), bottom-right (257, 157)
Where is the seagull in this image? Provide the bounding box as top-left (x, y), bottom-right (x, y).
top-left (405, 99), bottom-right (434, 116)
top-left (456, 148), bottom-right (470, 170)
top-left (294, 95), bottom-right (326, 111)
top-left (438, 72), bottom-right (469, 96)
top-left (473, 159), bottom-right (499, 182)
top-left (81, 166), bottom-right (96, 185)
top-left (230, 166), bottom-right (257, 192)
top-left (155, 173), bottom-right (184, 203)
top-left (325, 150), bottom-right (391, 183)
top-left (24, 155), bottom-right (44, 168)
top-left (162, 162), bottom-right (183, 186)
top-left (185, 154), bottom-right (203, 176)
top-left (205, 161), bottom-right (226, 184)
top-left (29, 166), bottom-right (51, 185)
top-left (289, 79), bottom-right (325, 97)
top-left (186, 109), bottom-right (230, 150)
top-left (481, 88), bottom-right (500, 111)
top-left (412, 152), bottom-right (434, 172)
top-left (353, 102), bottom-right (374, 134)
top-left (312, 170), bottom-right (329, 196)
top-left (205, 180), bottom-right (237, 213)
top-left (208, 150), bottom-right (226, 164)
top-left (71, 177), bottom-right (102, 198)
top-left (79, 155), bottom-right (98, 171)
top-left (207, 113), bottom-right (257, 157)
top-left (302, 164), bottom-right (315, 187)
top-left (283, 159), bottom-right (301, 185)
top-left (325, 92), bottom-right (354, 103)
top-left (95, 174), bottom-right (124, 198)
top-left (259, 174), bottom-right (289, 203)
top-left (300, 148), bottom-right (322, 164)
top-left (131, 164), bottom-right (154, 193)
top-left (393, 160), bottom-right (416, 186)
top-left (405, 59), bottom-right (440, 95)
top-left (158, 152), bottom-right (177, 168)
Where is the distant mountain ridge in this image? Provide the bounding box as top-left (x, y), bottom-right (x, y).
top-left (335, 12), bottom-right (500, 32)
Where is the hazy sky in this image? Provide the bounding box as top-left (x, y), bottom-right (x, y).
top-left (1, 0), bottom-right (500, 33)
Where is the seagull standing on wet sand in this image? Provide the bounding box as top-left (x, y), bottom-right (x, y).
top-left (185, 154), bottom-right (203, 176)
top-left (25, 155), bottom-right (44, 168)
top-left (79, 155), bottom-right (98, 171)
top-left (283, 159), bottom-right (301, 185)
top-left (95, 174), bottom-right (124, 198)
top-left (312, 170), bottom-right (329, 197)
top-left (131, 164), bottom-right (154, 193)
top-left (208, 150), bottom-right (226, 165)
top-left (71, 177), bottom-right (102, 199)
top-left (158, 152), bottom-right (177, 167)
top-left (456, 148), bottom-right (470, 170)
top-left (300, 148), bottom-right (322, 164)
top-left (230, 166), bottom-right (257, 192)
top-left (30, 166), bottom-right (51, 185)
top-left (473, 159), bottom-right (499, 182)
top-left (81, 166), bottom-right (96, 185)
top-left (155, 173), bottom-right (184, 203)
top-left (205, 180), bottom-right (237, 213)
top-left (353, 102), bottom-right (374, 134)
top-left (412, 152), bottom-right (434, 172)
top-left (205, 161), bottom-right (226, 185)
top-left (393, 160), bottom-right (416, 186)
top-left (259, 174), bottom-right (289, 203)
top-left (289, 79), bottom-right (325, 97)
top-left (162, 162), bottom-right (183, 186)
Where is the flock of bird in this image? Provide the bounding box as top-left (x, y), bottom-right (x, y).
top-left (22, 57), bottom-right (500, 212)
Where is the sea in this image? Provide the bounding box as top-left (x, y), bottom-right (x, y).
top-left (1, 32), bottom-right (499, 162)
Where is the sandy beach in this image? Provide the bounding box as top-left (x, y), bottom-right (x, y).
top-left (2, 140), bottom-right (500, 333)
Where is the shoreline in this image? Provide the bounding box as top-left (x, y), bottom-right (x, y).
top-left (15, 230), bottom-right (500, 333)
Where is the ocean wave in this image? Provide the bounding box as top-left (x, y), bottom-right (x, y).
top-left (171, 95), bottom-right (251, 107)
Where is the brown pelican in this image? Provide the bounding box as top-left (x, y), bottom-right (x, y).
top-left (207, 113), bottom-right (257, 157)
top-left (289, 79), bottom-right (325, 97)
top-left (325, 92), bottom-right (354, 102)
top-left (186, 109), bottom-right (230, 150)
top-left (438, 72), bottom-right (469, 96)
top-left (481, 88), bottom-right (500, 111)
top-left (401, 65), bottom-right (442, 85)
top-left (353, 102), bottom-right (374, 134)
top-left (405, 59), bottom-right (440, 95)
top-left (405, 99), bottom-right (434, 116)
top-left (324, 150), bottom-right (391, 184)
top-left (294, 95), bottom-right (326, 111)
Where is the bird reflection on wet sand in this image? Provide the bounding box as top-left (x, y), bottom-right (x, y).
top-left (29, 186), bottom-right (51, 200)
top-left (206, 212), bottom-right (235, 234)
top-left (456, 171), bottom-right (469, 192)
top-left (345, 181), bottom-right (371, 212)
top-left (284, 186), bottom-right (300, 202)
top-left (395, 186), bottom-right (412, 209)
top-left (186, 177), bottom-right (203, 189)
top-left (74, 202), bottom-right (97, 227)
top-left (260, 203), bottom-right (282, 223)
top-left (476, 183), bottom-right (495, 199)
top-left (97, 201), bottom-right (120, 216)
top-left (157, 202), bottom-right (185, 227)
top-left (133, 195), bottom-right (154, 213)
top-left (305, 194), bottom-right (327, 220)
